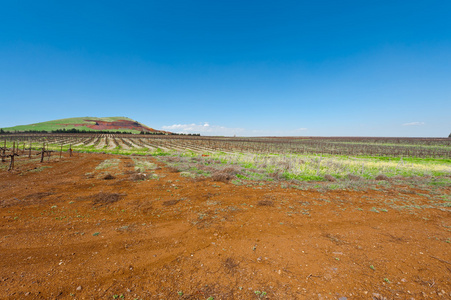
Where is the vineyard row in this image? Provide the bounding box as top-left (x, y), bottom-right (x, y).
top-left (1, 134), bottom-right (450, 159)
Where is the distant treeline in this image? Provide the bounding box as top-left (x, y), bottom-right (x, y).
top-left (0, 128), bottom-right (200, 136)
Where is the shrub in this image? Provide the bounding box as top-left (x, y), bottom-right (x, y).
top-left (269, 171), bottom-right (282, 180)
top-left (221, 166), bottom-right (241, 175)
top-left (324, 174), bottom-right (337, 182)
top-left (129, 173), bottom-right (146, 181)
top-left (167, 166), bottom-right (180, 173)
top-left (211, 172), bottom-right (233, 182)
top-left (211, 166), bottom-right (241, 182)
top-left (375, 174), bottom-right (389, 181)
top-left (347, 174), bottom-right (362, 181)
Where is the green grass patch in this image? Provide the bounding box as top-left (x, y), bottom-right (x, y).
top-left (96, 159), bottom-right (120, 170)
top-left (132, 157), bottom-right (157, 172)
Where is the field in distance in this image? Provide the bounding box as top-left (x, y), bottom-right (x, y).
top-left (1, 133), bottom-right (450, 182)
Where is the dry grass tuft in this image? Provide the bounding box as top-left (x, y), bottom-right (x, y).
top-left (221, 166), bottom-right (241, 175)
top-left (347, 174), bottom-right (363, 181)
top-left (323, 233), bottom-right (347, 245)
top-left (1, 192), bottom-right (54, 208)
top-left (211, 166), bottom-right (242, 182)
top-left (324, 174), bottom-right (337, 182)
top-left (165, 157), bottom-right (181, 162)
top-left (167, 166), bottom-right (180, 173)
top-left (223, 257), bottom-right (239, 274)
top-left (163, 199), bottom-right (180, 206)
top-left (257, 200), bottom-right (274, 206)
top-left (211, 172), bottom-right (233, 182)
top-left (103, 173), bottom-right (115, 180)
top-left (91, 192), bottom-right (123, 206)
top-left (375, 174), bottom-right (389, 181)
top-left (269, 171), bottom-right (282, 180)
top-left (129, 173), bottom-right (147, 181)
top-left (198, 165), bottom-right (217, 173)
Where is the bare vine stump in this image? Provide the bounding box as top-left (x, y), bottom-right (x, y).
top-left (8, 154), bottom-right (15, 171)
top-left (7, 142), bottom-right (20, 171)
top-left (38, 143), bottom-right (46, 163)
top-left (1, 140), bottom-right (6, 163)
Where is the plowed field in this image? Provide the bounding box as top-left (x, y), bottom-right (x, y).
top-left (1, 153), bottom-right (450, 299)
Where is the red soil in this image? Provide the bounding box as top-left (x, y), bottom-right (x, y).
top-left (0, 153), bottom-right (450, 299)
top-left (83, 120), bottom-right (157, 132)
top-left (64, 119), bottom-right (168, 133)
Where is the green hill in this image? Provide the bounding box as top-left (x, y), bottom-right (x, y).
top-left (1, 117), bottom-right (166, 134)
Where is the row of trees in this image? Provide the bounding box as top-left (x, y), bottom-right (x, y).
top-left (0, 128), bottom-right (201, 136)
top-left (140, 131), bottom-right (201, 136)
top-left (0, 128), bottom-right (135, 134)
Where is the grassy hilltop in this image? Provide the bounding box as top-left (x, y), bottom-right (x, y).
top-left (1, 117), bottom-right (163, 134)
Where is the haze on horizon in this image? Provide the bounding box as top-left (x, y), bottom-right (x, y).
top-left (1, 1), bottom-right (450, 137)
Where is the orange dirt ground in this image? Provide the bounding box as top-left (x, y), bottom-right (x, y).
top-left (0, 153), bottom-right (450, 299)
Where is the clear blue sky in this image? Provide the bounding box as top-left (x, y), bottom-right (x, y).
top-left (1, 1), bottom-right (450, 137)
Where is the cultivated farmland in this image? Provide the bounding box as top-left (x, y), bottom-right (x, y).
top-left (1, 133), bottom-right (450, 299)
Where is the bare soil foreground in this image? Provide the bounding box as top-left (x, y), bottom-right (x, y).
top-left (1, 153), bottom-right (450, 299)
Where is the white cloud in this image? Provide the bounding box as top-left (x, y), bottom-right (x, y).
top-left (402, 122), bottom-right (425, 126)
top-left (162, 123), bottom-right (245, 136)
top-left (162, 122), bottom-right (309, 136)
